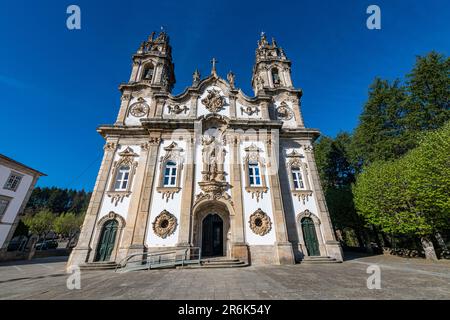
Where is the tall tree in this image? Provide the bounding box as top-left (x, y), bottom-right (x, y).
top-left (353, 122), bottom-right (450, 259)
top-left (350, 78), bottom-right (409, 169)
top-left (405, 52), bottom-right (450, 132)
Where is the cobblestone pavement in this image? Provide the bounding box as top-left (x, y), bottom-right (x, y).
top-left (0, 253), bottom-right (449, 299)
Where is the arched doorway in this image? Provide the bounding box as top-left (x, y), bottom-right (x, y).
top-left (301, 217), bottom-right (320, 256)
top-left (95, 219), bottom-right (118, 262)
top-left (202, 214), bottom-right (224, 257)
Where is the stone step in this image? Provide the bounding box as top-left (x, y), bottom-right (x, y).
top-left (79, 262), bottom-right (118, 271)
top-left (301, 256), bottom-right (341, 264)
top-left (180, 258), bottom-right (248, 269)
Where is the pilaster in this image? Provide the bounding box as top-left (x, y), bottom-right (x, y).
top-left (303, 143), bottom-right (343, 261)
top-left (265, 134), bottom-right (294, 265)
top-left (67, 139), bottom-right (119, 269)
top-left (177, 134), bottom-right (195, 246)
top-left (129, 135), bottom-right (162, 251)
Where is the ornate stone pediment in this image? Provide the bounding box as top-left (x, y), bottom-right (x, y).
top-left (201, 88), bottom-right (225, 113)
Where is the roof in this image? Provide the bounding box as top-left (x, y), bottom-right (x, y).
top-left (0, 154), bottom-right (47, 177)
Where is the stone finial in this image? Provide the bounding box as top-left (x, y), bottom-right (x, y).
top-left (227, 71), bottom-right (235, 88)
top-left (193, 69), bottom-right (201, 86)
top-left (210, 57), bottom-right (218, 77)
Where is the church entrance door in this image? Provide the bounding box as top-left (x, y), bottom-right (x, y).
top-left (202, 214), bottom-right (223, 257)
top-left (301, 217), bottom-right (320, 256)
top-left (95, 219), bottom-right (118, 262)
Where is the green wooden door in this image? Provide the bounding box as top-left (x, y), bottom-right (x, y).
top-left (301, 218), bottom-right (320, 256)
top-left (95, 220), bottom-right (118, 262)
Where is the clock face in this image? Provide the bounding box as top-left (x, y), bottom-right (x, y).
top-left (130, 102), bottom-right (149, 117)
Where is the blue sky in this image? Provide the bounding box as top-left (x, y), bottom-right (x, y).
top-left (1, 0), bottom-right (449, 191)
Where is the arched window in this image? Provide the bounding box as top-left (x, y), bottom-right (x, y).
top-left (248, 161), bottom-right (262, 187)
top-left (114, 165), bottom-right (131, 191)
top-left (272, 68), bottom-right (281, 86)
top-left (291, 167), bottom-right (304, 190)
top-left (142, 64), bottom-right (154, 81)
top-left (163, 161), bottom-right (177, 187)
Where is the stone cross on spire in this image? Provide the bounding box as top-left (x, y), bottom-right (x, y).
top-left (210, 57), bottom-right (218, 76)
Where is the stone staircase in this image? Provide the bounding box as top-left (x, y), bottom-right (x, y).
top-left (79, 261), bottom-right (118, 271)
top-left (180, 257), bottom-right (248, 269)
top-left (301, 256), bottom-right (341, 264)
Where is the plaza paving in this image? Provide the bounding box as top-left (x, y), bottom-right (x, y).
top-left (0, 253), bottom-right (449, 299)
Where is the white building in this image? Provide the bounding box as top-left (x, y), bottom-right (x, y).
top-left (0, 154), bottom-right (45, 257)
top-left (68, 32), bottom-right (343, 268)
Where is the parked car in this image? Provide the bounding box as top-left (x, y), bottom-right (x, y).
top-left (35, 239), bottom-right (58, 250)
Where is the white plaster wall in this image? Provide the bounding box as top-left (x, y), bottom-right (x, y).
top-left (145, 139), bottom-right (187, 247)
top-left (283, 147), bottom-right (326, 245)
top-left (236, 101), bottom-right (262, 120)
top-left (273, 99), bottom-right (297, 128)
top-left (98, 144), bottom-right (142, 222)
top-left (240, 141), bottom-right (276, 245)
top-left (0, 164), bottom-right (33, 248)
top-left (124, 97), bottom-right (152, 126)
top-left (197, 86), bottom-right (230, 118)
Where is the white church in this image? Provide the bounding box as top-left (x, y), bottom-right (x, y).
top-left (68, 31), bottom-right (343, 269)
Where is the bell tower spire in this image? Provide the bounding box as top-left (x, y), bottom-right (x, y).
top-left (128, 30), bottom-right (176, 93)
top-left (251, 33), bottom-right (293, 95)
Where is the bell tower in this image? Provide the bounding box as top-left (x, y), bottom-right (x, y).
top-left (251, 33), bottom-right (293, 95)
top-left (128, 31), bottom-right (176, 92)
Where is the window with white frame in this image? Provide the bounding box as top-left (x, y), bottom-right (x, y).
top-left (163, 161), bottom-right (177, 187)
top-left (248, 161), bottom-right (262, 187)
top-left (4, 172), bottom-right (23, 191)
top-left (291, 167), bottom-right (305, 190)
top-left (114, 165), bottom-right (131, 191)
top-left (0, 196), bottom-right (11, 220)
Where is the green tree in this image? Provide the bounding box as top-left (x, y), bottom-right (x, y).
top-left (353, 122), bottom-right (450, 259)
top-left (350, 78), bottom-right (409, 169)
top-left (22, 209), bottom-right (55, 239)
top-left (315, 133), bottom-right (367, 247)
top-left (53, 212), bottom-right (84, 248)
top-left (405, 52), bottom-right (450, 132)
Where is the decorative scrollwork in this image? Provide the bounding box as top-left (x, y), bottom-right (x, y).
top-left (129, 98), bottom-right (149, 117)
top-left (201, 88), bottom-right (225, 113)
top-left (168, 104), bottom-right (189, 115)
top-left (240, 105), bottom-right (260, 116)
top-left (276, 101), bottom-right (293, 120)
top-left (249, 209), bottom-right (272, 236)
top-left (152, 210), bottom-right (177, 239)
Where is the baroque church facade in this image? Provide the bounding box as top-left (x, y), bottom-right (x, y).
top-left (68, 31), bottom-right (343, 268)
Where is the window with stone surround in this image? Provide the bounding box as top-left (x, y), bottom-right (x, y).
top-left (113, 165), bottom-right (131, 191)
top-left (163, 161), bottom-right (177, 187)
top-left (291, 166), bottom-right (305, 190)
top-left (142, 63), bottom-right (154, 82)
top-left (3, 172), bottom-right (23, 192)
top-left (243, 143), bottom-right (268, 202)
top-left (156, 142), bottom-right (184, 202)
top-left (107, 147), bottom-right (138, 206)
top-left (285, 149), bottom-right (312, 204)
